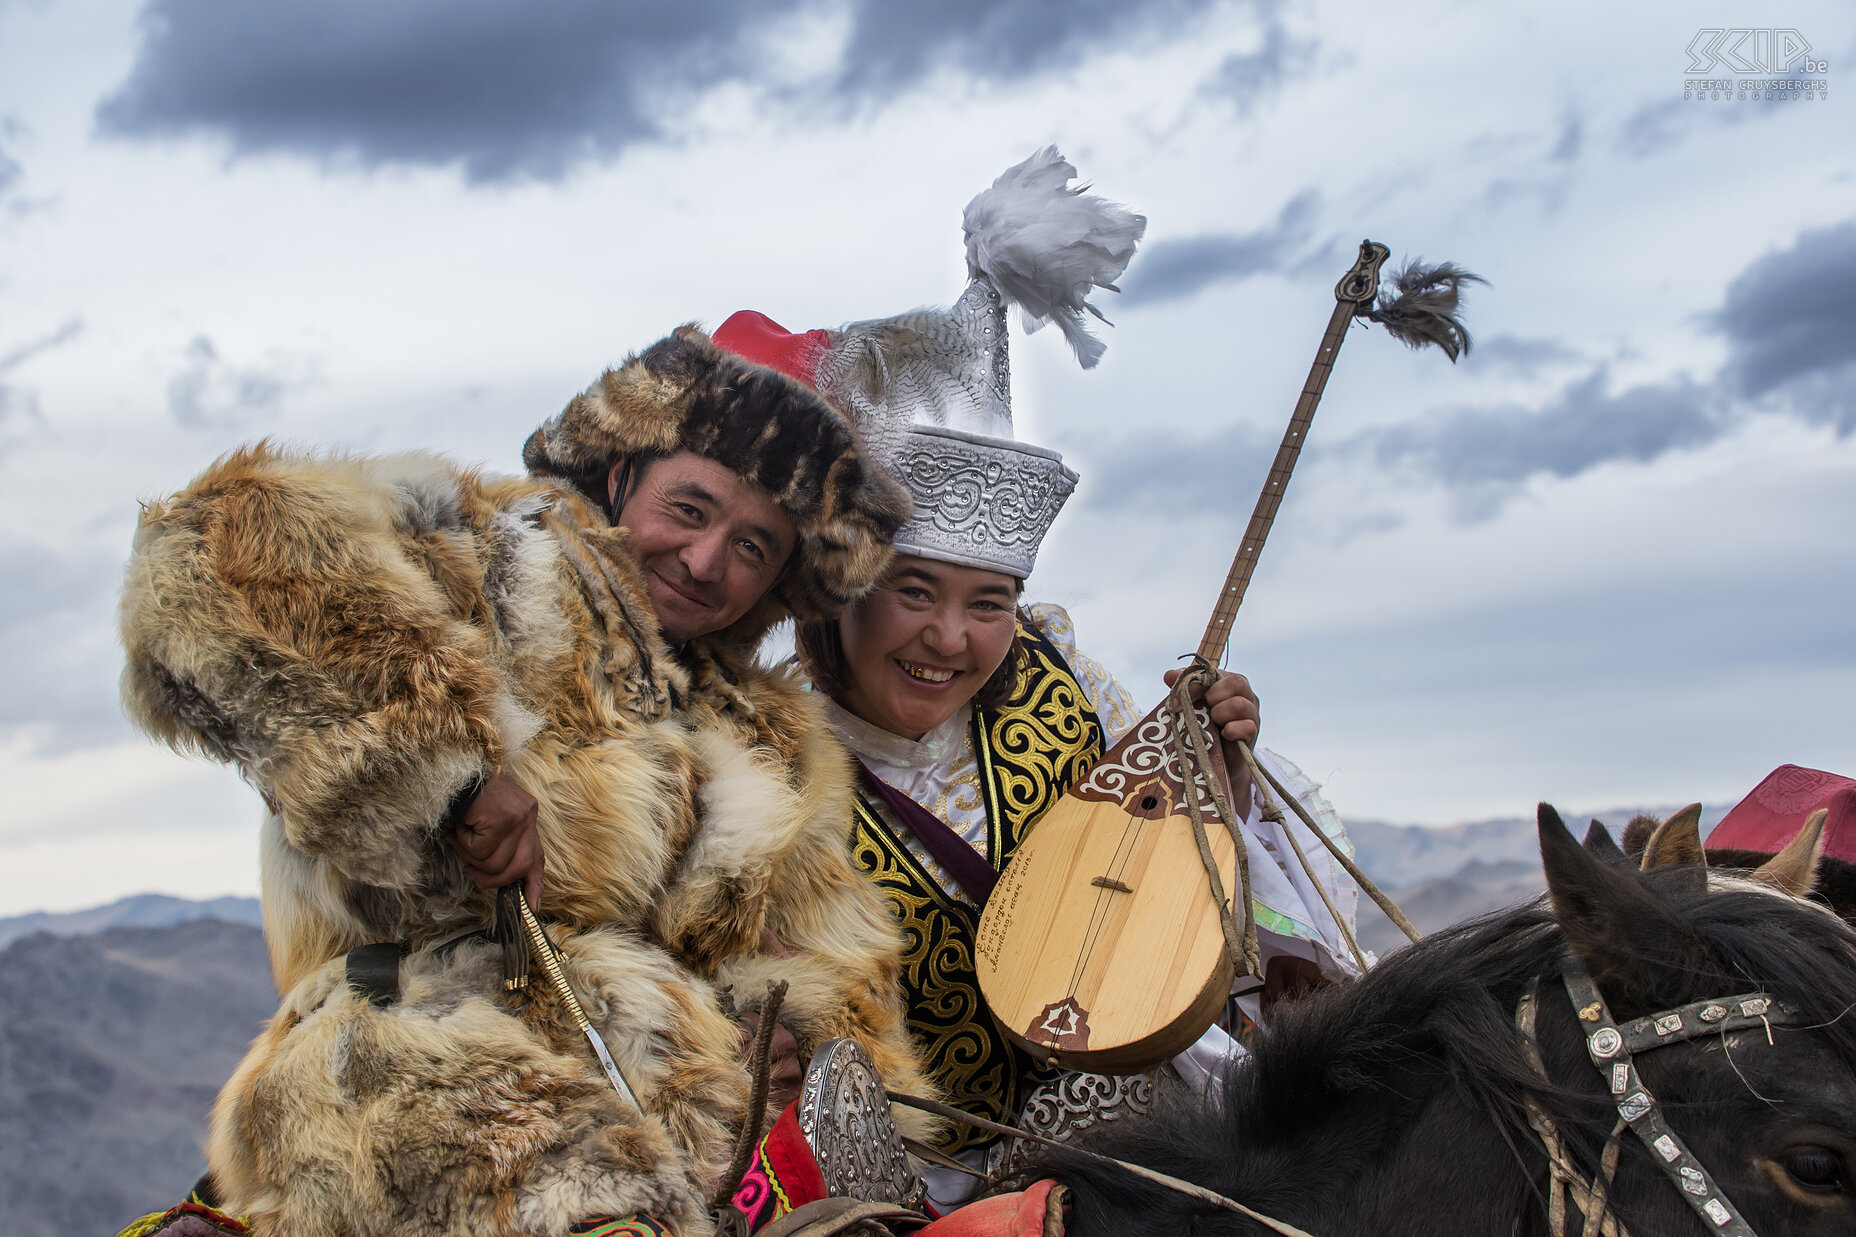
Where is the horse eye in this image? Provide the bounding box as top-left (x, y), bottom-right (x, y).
top-left (1783, 1148), bottom-right (1844, 1191)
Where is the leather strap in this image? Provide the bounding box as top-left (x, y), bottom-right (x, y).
top-left (1562, 961), bottom-right (1765, 1237)
top-left (344, 942), bottom-right (408, 1008)
top-left (854, 759), bottom-right (998, 906)
top-left (1613, 991), bottom-right (1793, 1053)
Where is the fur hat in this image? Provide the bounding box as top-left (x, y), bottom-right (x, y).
top-left (523, 325), bottom-right (912, 635)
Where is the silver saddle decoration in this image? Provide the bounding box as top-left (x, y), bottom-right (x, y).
top-left (987, 1067), bottom-right (1164, 1176)
top-left (797, 1038), bottom-right (928, 1210)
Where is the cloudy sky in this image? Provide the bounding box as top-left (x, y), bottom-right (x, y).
top-left (0, 0), bottom-right (1850, 915)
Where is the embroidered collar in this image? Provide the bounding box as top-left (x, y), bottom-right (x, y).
top-left (822, 698), bottom-right (970, 771)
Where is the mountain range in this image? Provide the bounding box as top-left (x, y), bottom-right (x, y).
top-left (1343, 804), bottom-right (1728, 955)
top-left (0, 917), bottom-right (274, 1234)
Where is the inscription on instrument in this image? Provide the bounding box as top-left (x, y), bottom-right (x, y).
top-left (975, 860), bottom-right (1024, 979)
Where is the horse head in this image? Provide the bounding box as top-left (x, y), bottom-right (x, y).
top-left (1535, 801), bottom-right (1856, 1234)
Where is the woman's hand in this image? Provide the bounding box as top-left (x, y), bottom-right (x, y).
top-left (1162, 668), bottom-right (1261, 816)
top-left (1162, 667), bottom-right (1261, 748)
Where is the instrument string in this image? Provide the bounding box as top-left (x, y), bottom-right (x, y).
top-left (1067, 813), bottom-right (1145, 998)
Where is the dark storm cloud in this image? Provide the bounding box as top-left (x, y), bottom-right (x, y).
top-left (1082, 363), bottom-right (1728, 526)
top-left (831, 0), bottom-right (1222, 98)
top-left (1077, 419), bottom-right (1280, 516)
top-left (1359, 367), bottom-right (1726, 493)
top-left (1199, 2), bottom-right (1315, 115)
top-left (1713, 219), bottom-right (1856, 432)
top-left (1119, 190), bottom-right (1321, 307)
top-left (96, 0), bottom-right (1224, 183)
top-left (1459, 334), bottom-right (1584, 378)
top-left (96, 0), bottom-right (781, 182)
top-left (1091, 217), bottom-right (1856, 519)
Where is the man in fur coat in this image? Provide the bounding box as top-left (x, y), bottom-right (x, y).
top-left (118, 326), bottom-right (938, 1236)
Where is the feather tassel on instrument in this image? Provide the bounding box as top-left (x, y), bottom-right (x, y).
top-left (1367, 260), bottom-right (1485, 362)
top-left (962, 146), bottom-right (1147, 369)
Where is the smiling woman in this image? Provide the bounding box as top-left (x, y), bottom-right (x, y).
top-left (714, 147), bottom-right (1366, 1212)
top-left (810, 558), bottom-right (1022, 741)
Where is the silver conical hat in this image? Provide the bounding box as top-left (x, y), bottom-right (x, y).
top-left (712, 148), bottom-right (1142, 579)
top-left (808, 148), bottom-right (1143, 578)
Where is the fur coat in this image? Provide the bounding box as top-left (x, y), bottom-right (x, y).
top-left (119, 330), bottom-right (933, 1236)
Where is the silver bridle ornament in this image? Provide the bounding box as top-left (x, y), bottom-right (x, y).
top-left (1516, 956), bottom-right (1803, 1237)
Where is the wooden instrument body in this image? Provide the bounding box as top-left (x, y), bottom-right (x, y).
top-left (976, 696), bottom-right (1239, 1074)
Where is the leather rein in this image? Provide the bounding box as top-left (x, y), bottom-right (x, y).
top-left (895, 954), bottom-right (1799, 1237)
top-left (1514, 956), bottom-right (1801, 1237)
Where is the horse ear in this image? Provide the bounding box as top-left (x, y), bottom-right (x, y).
top-left (1619, 815), bottom-right (1657, 860)
top-left (1641, 804), bottom-right (1707, 871)
top-left (1539, 802), bottom-right (1705, 994)
top-left (1582, 821), bottom-right (1630, 868)
top-left (1639, 804), bottom-right (1709, 892)
top-left (1751, 809), bottom-right (1827, 897)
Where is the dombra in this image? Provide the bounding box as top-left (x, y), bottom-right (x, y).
top-left (976, 689), bottom-right (1248, 1072)
top-left (1027, 804), bottom-right (1856, 1237)
top-left (978, 239), bottom-right (1472, 1072)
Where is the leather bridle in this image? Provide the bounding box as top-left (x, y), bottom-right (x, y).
top-left (1515, 957), bottom-right (1802, 1237)
top-left (898, 955), bottom-right (1804, 1237)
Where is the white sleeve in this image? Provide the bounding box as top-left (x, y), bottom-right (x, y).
top-left (1169, 1022), bottom-right (1248, 1096)
top-left (1232, 748), bottom-right (1369, 987)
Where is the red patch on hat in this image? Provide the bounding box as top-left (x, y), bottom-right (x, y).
top-left (713, 311), bottom-right (829, 387)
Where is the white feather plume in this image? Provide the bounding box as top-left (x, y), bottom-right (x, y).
top-left (962, 146), bottom-right (1146, 369)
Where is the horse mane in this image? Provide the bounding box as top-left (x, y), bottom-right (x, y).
top-left (1029, 871), bottom-right (1856, 1233)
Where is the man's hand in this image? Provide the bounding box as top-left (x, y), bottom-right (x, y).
top-left (448, 774), bottom-right (545, 908)
top-left (1162, 667), bottom-right (1261, 814)
top-left (736, 926), bottom-right (804, 1109)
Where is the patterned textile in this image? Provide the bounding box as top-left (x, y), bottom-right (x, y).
top-left (849, 617), bottom-right (1104, 1150)
top-left (565, 1217), bottom-right (671, 1236)
top-left (730, 1102), bottom-right (829, 1232)
top-left (115, 1201), bottom-right (250, 1237)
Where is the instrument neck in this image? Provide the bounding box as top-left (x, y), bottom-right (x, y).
top-left (1195, 297), bottom-right (1359, 664)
